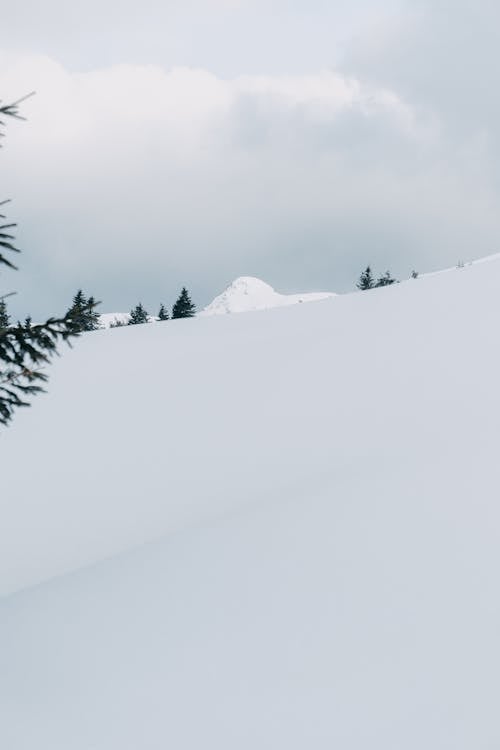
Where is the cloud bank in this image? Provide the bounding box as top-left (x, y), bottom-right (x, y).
top-left (2, 30), bottom-right (500, 316)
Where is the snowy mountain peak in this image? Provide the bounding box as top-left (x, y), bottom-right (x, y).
top-left (201, 276), bottom-right (335, 316)
top-left (226, 276), bottom-right (276, 294)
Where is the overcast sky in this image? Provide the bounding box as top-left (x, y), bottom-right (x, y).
top-left (2, 0), bottom-right (500, 317)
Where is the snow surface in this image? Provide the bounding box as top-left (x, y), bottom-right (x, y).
top-left (98, 311), bottom-right (130, 328)
top-left (98, 312), bottom-right (162, 327)
top-left (201, 275), bottom-right (335, 315)
top-left (2, 260), bottom-right (500, 748)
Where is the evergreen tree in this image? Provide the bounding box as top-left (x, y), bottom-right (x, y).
top-left (172, 287), bottom-right (196, 319)
top-left (411, 270), bottom-right (419, 279)
top-left (86, 296), bottom-right (101, 330)
top-left (375, 271), bottom-right (397, 287)
top-left (0, 299), bottom-right (10, 328)
top-left (128, 303), bottom-right (149, 325)
top-left (67, 290), bottom-right (86, 331)
top-left (158, 304), bottom-right (169, 321)
top-left (0, 94), bottom-right (91, 426)
top-left (357, 266), bottom-right (375, 291)
top-left (66, 290), bottom-right (100, 332)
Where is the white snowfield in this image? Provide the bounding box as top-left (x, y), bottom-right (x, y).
top-left (2, 259), bottom-right (500, 748)
top-left (200, 275), bottom-right (335, 315)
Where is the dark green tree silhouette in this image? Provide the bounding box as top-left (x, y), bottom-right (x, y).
top-left (172, 287), bottom-right (196, 319)
top-left (158, 304), bottom-right (169, 321)
top-left (128, 303), bottom-right (149, 325)
top-left (357, 266), bottom-right (375, 291)
top-left (66, 290), bottom-right (100, 332)
top-left (86, 296), bottom-right (100, 330)
top-left (375, 271), bottom-right (397, 287)
top-left (0, 299), bottom-right (10, 328)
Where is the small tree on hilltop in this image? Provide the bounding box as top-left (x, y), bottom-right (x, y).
top-left (375, 271), bottom-right (397, 287)
top-left (128, 303), bottom-right (149, 325)
top-left (158, 304), bottom-right (169, 321)
top-left (86, 296), bottom-right (100, 330)
top-left (66, 289), bottom-right (100, 332)
top-left (172, 287), bottom-right (196, 319)
top-left (357, 266), bottom-right (374, 291)
top-left (0, 299), bottom-right (10, 328)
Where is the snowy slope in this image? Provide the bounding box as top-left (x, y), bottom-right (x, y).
top-left (2, 260), bottom-right (500, 748)
top-left (98, 311), bottom-right (130, 328)
top-left (98, 312), bottom-right (159, 327)
top-left (201, 275), bottom-right (335, 315)
top-left (98, 277), bottom-right (334, 327)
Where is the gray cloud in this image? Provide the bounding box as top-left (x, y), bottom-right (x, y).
top-left (1, 1), bottom-right (380, 75)
top-left (2, 3), bottom-right (500, 318)
top-left (344, 1), bottom-right (500, 146)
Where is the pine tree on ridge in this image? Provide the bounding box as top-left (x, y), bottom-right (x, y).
top-left (0, 299), bottom-right (10, 329)
top-left (128, 303), bottom-right (149, 325)
top-left (158, 304), bottom-right (169, 321)
top-left (172, 287), bottom-right (196, 319)
top-left (357, 267), bottom-right (375, 291)
top-left (375, 271), bottom-right (397, 287)
top-left (66, 290), bottom-right (100, 332)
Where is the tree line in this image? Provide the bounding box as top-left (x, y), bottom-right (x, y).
top-left (125, 286), bottom-right (196, 326)
top-left (0, 286), bottom-right (197, 335)
top-left (356, 267), bottom-right (397, 290)
top-left (58, 287), bottom-right (197, 332)
top-left (356, 267), bottom-right (419, 290)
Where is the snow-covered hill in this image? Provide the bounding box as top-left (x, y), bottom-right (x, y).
top-left (2, 260), bottom-right (500, 749)
top-left (99, 277), bottom-right (334, 327)
top-left (201, 276), bottom-right (335, 315)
